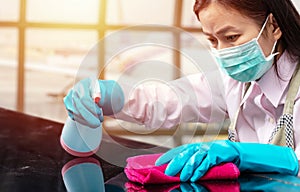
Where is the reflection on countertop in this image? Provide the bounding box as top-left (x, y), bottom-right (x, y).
top-left (1, 107), bottom-right (300, 192)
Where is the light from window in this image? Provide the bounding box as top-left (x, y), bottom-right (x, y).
top-left (0, 0), bottom-right (20, 21)
top-left (27, 0), bottom-right (99, 24)
top-left (106, 0), bottom-right (174, 25)
top-left (0, 28), bottom-right (18, 110)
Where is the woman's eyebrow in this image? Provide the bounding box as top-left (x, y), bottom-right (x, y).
top-left (202, 25), bottom-right (238, 36)
top-left (216, 26), bottom-right (237, 35)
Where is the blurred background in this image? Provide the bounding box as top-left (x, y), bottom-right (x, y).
top-left (1, 0), bottom-right (299, 147)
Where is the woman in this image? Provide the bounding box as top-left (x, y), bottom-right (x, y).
top-left (63, 0), bottom-right (300, 181)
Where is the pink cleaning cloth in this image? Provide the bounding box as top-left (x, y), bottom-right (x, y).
top-left (124, 153), bottom-right (240, 185)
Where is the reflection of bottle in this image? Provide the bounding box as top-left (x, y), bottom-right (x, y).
top-left (62, 158), bottom-right (105, 192)
top-left (60, 117), bottom-right (102, 157)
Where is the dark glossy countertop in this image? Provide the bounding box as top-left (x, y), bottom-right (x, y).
top-left (1, 107), bottom-right (300, 192)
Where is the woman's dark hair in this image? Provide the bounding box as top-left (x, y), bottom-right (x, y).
top-left (194, 0), bottom-right (300, 68)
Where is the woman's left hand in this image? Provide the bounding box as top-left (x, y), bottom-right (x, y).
top-left (155, 140), bottom-right (239, 182)
top-left (155, 140), bottom-right (299, 182)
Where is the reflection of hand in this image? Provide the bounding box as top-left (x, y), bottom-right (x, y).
top-left (156, 140), bottom-right (299, 182)
top-left (64, 77), bottom-right (124, 128)
top-left (175, 182), bottom-right (240, 192)
top-left (178, 183), bottom-right (209, 192)
top-left (125, 181), bottom-right (240, 192)
top-left (239, 174), bottom-right (300, 192)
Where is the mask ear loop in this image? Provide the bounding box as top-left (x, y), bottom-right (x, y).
top-left (270, 40), bottom-right (279, 56)
top-left (257, 15), bottom-right (279, 58)
top-left (257, 15), bottom-right (270, 40)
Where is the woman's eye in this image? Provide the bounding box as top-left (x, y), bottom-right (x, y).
top-left (226, 35), bottom-right (239, 41)
top-left (208, 38), bottom-right (217, 46)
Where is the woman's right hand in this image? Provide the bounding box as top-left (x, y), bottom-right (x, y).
top-left (64, 78), bottom-right (104, 128)
top-left (64, 77), bottom-right (124, 128)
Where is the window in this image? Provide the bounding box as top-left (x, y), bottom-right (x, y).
top-left (0, 28), bottom-right (18, 110)
top-left (104, 30), bottom-right (175, 80)
top-left (106, 0), bottom-right (174, 25)
top-left (181, 0), bottom-right (200, 28)
top-left (27, 0), bottom-right (100, 24)
top-left (0, 0), bottom-right (204, 123)
top-left (0, 0), bottom-right (19, 21)
top-left (24, 29), bottom-right (98, 121)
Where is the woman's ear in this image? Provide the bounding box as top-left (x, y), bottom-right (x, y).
top-left (269, 13), bottom-right (282, 41)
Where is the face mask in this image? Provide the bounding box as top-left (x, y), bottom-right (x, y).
top-left (211, 16), bottom-right (278, 82)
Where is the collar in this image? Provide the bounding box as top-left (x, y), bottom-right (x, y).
top-left (257, 51), bottom-right (298, 107)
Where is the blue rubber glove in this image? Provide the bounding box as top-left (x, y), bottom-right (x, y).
top-left (155, 140), bottom-right (299, 182)
top-left (64, 77), bottom-right (124, 128)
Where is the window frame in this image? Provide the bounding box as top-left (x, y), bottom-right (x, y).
top-left (0, 0), bottom-right (202, 112)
